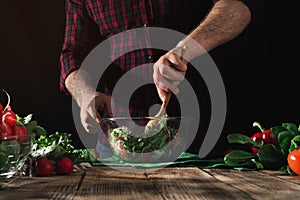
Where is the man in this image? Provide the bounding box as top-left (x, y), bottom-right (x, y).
top-left (60, 0), bottom-right (264, 158)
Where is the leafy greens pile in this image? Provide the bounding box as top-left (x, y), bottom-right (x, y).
top-left (108, 115), bottom-right (182, 162)
top-left (224, 122), bottom-right (300, 175)
top-left (20, 114), bottom-right (97, 165)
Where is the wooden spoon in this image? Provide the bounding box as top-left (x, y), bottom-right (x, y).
top-left (145, 46), bottom-right (187, 131)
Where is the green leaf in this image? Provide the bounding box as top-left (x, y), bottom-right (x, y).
top-left (0, 152), bottom-right (7, 170)
top-left (251, 159), bottom-right (264, 169)
top-left (279, 165), bottom-right (288, 173)
top-left (289, 135), bottom-right (300, 152)
top-left (33, 126), bottom-right (47, 137)
top-left (224, 150), bottom-right (257, 167)
top-left (46, 145), bottom-right (65, 161)
top-left (287, 165), bottom-right (297, 176)
top-left (227, 133), bottom-right (262, 148)
top-left (280, 136), bottom-right (293, 156)
top-left (271, 126), bottom-right (287, 137)
top-left (25, 120), bottom-right (38, 132)
top-left (257, 144), bottom-right (286, 170)
top-left (278, 131), bottom-right (297, 143)
top-left (282, 123), bottom-right (298, 134)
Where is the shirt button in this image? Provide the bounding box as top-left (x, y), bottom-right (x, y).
top-left (143, 24), bottom-right (147, 27)
top-left (148, 55), bottom-right (152, 60)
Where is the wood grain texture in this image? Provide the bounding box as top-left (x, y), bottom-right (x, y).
top-left (204, 168), bottom-right (300, 200)
top-left (2, 167), bottom-right (300, 200)
top-left (0, 171), bottom-right (84, 200)
top-left (74, 166), bottom-right (162, 200)
top-left (146, 167), bottom-right (252, 200)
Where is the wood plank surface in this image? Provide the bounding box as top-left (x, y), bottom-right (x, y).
top-left (1, 167), bottom-right (300, 200)
top-left (258, 170), bottom-right (300, 185)
top-left (74, 166), bottom-right (163, 200)
top-left (146, 167), bottom-right (253, 200)
top-left (204, 168), bottom-right (300, 200)
top-left (0, 171), bottom-right (84, 200)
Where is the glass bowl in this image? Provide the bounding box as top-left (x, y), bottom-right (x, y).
top-left (0, 133), bottom-right (34, 184)
top-left (102, 116), bottom-right (192, 164)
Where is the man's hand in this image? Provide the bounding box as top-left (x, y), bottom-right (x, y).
top-left (153, 46), bottom-right (188, 102)
top-left (80, 91), bottom-right (113, 133)
top-left (65, 70), bottom-right (113, 133)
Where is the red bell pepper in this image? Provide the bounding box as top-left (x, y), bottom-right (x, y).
top-left (251, 122), bottom-right (279, 154)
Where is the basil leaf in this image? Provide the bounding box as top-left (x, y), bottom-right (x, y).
top-left (282, 123), bottom-right (298, 134)
top-left (224, 150), bottom-right (257, 167)
top-left (257, 144), bottom-right (286, 170)
top-left (227, 133), bottom-right (262, 148)
top-left (289, 135), bottom-right (300, 151)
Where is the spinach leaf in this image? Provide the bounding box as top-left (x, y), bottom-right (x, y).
top-left (227, 133), bottom-right (262, 148)
top-left (280, 136), bottom-right (293, 156)
top-left (257, 144), bottom-right (286, 170)
top-left (277, 131), bottom-right (297, 144)
top-left (224, 150), bottom-right (257, 167)
top-left (271, 126), bottom-right (286, 137)
top-left (282, 123), bottom-right (298, 135)
top-left (289, 135), bottom-right (300, 152)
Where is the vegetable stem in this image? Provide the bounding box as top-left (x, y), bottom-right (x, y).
top-left (253, 122), bottom-right (265, 132)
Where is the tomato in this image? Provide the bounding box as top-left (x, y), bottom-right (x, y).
top-left (35, 157), bottom-right (54, 177)
top-left (56, 157), bottom-right (74, 175)
top-left (287, 149), bottom-right (300, 175)
top-left (0, 103), bottom-right (3, 112)
top-left (12, 125), bottom-right (28, 142)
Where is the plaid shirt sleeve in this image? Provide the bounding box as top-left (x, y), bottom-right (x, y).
top-left (59, 0), bottom-right (100, 94)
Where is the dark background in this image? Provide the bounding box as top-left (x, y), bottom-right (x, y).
top-left (0, 1), bottom-right (298, 149)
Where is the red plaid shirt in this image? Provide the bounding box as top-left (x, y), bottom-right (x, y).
top-left (59, 0), bottom-right (262, 156)
top-left (59, 0), bottom-right (258, 118)
top-left (60, 0), bottom-right (214, 116)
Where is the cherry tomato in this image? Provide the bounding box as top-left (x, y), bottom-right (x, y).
top-left (56, 157), bottom-right (74, 175)
top-left (35, 157), bottom-right (54, 177)
top-left (12, 125), bottom-right (28, 142)
top-left (287, 149), bottom-right (300, 175)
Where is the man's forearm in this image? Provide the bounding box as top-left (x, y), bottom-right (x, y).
top-left (178, 0), bottom-right (251, 59)
top-left (65, 70), bottom-right (98, 107)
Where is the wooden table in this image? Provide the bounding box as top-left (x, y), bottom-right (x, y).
top-left (1, 166), bottom-right (300, 199)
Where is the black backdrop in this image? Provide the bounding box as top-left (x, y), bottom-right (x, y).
top-left (0, 1), bottom-right (299, 150)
